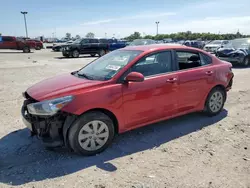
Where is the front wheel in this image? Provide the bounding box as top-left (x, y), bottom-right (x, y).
top-left (68, 112), bottom-right (115, 156)
top-left (23, 46), bottom-right (30, 53)
top-left (72, 50), bottom-right (80, 58)
top-left (243, 57), bottom-right (249, 67)
top-left (204, 87), bottom-right (225, 116)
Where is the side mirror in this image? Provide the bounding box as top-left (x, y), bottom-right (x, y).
top-left (125, 72), bottom-right (144, 82)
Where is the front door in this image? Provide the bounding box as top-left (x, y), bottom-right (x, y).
top-left (80, 39), bottom-right (91, 54)
top-left (121, 51), bottom-right (178, 130)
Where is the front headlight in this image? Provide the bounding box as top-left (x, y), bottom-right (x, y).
top-left (27, 96), bottom-right (74, 116)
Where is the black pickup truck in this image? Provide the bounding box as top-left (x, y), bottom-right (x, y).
top-left (62, 38), bottom-right (109, 58)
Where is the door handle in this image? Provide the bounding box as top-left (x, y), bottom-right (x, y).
top-left (205, 71), bottom-right (214, 75)
top-left (166, 78), bottom-right (178, 83)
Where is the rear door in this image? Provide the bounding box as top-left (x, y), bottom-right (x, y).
top-left (80, 39), bottom-right (91, 54)
top-left (89, 39), bottom-right (99, 53)
top-left (121, 51), bottom-right (179, 129)
top-left (173, 50), bottom-right (215, 112)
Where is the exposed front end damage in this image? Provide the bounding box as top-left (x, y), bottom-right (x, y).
top-left (216, 48), bottom-right (248, 64)
top-left (21, 92), bottom-right (76, 148)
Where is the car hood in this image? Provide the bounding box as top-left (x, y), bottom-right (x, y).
top-left (54, 43), bottom-right (68, 47)
top-left (217, 47), bottom-right (250, 56)
top-left (26, 73), bottom-right (104, 101)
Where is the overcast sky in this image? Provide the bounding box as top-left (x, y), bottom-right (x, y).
top-left (1, 0), bottom-right (250, 38)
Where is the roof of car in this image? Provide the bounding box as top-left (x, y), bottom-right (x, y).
top-left (123, 44), bottom-right (200, 52)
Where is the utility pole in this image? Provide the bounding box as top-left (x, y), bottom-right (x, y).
top-left (155, 21), bottom-right (160, 36)
top-left (21, 11), bottom-right (28, 38)
top-left (105, 32), bottom-right (107, 38)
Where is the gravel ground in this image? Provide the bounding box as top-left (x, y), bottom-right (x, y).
top-left (0, 49), bottom-right (249, 188)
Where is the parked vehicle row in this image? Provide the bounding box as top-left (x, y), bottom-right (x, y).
top-left (22, 44), bottom-right (234, 156)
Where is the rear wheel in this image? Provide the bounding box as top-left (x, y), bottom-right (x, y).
top-left (204, 87), bottom-right (225, 116)
top-left (23, 46), bottom-right (30, 53)
top-left (243, 57), bottom-right (249, 67)
top-left (68, 111), bottom-right (115, 156)
top-left (98, 49), bottom-right (105, 57)
top-left (72, 50), bottom-right (80, 58)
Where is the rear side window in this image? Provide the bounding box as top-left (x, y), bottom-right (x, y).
top-left (90, 39), bottom-right (99, 43)
top-left (176, 51), bottom-right (212, 70)
top-left (81, 39), bottom-right (90, 44)
top-left (99, 39), bottom-right (108, 43)
top-left (200, 53), bottom-right (212, 65)
top-left (176, 51), bottom-right (201, 70)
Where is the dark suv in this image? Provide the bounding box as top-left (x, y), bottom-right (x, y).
top-left (62, 38), bottom-right (109, 58)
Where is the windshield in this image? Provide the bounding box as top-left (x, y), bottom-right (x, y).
top-left (72, 39), bottom-right (81, 44)
top-left (209, 40), bottom-right (222, 45)
top-left (224, 38), bottom-right (250, 49)
top-left (129, 39), bottom-right (155, 46)
top-left (76, 50), bottom-right (142, 81)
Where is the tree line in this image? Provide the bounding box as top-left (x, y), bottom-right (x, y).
top-left (124, 31), bottom-right (250, 41)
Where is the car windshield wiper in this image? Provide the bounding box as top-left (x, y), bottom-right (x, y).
top-left (76, 72), bottom-right (94, 80)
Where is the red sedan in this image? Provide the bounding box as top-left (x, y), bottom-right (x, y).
top-left (22, 44), bottom-right (234, 155)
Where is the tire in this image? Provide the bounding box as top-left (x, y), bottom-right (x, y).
top-left (23, 46), bottom-right (30, 53)
top-left (35, 46), bottom-right (41, 50)
top-left (204, 87), bottom-right (226, 116)
top-left (98, 49), bottom-right (105, 57)
top-left (91, 54), bottom-right (96, 57)
top-left (68, 111), bottom-right (115, 156)
top-left (63, 54), bottom-right (69, 58)
top-left (72, 49), bottom-right (80, 58)
top-left (243, 57), bottom-right (249, 67)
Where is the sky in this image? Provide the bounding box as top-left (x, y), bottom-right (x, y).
top-left (0, 0), bottom-right (250, 38)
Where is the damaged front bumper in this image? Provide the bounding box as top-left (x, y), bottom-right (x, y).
top-left (21, 94), bottom-right (76, 148)
top-left (218, 56), bottom-right (244, 64)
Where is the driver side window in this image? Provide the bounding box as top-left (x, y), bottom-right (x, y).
top-left (131, 51), bottom-right (172, 77)
top-left (81, 39), bottom-right (90, 44)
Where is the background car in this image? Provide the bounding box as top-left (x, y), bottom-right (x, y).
top-left (22, 44), bottom-right (233, 156)
top-left (203, 40), bottom-right (229, 53)
top-left (183, 40), bottom-right (204, 49)
top-left (62, 38), bottom-right (109, 58)
top-left (216, 38), bottom-right (250, 67)
top-left (26, 39), bottom-right (43, 50)
top-left (0, 36), bottom-right (32, 53)
top-left (99, 38), bottom-right (127, 51)
top-left (129, 39), bottom-right (156, 46)
top-left (52, 40), bottom-right (74, 52)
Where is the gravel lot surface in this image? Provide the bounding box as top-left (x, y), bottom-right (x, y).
top-left (0, 49), bottom-right (249, 188)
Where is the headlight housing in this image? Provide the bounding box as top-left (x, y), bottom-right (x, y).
top-left (27, 96), bottom-right (74, 116)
